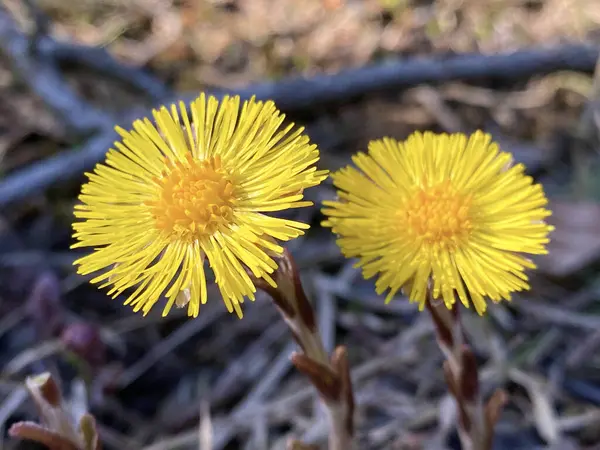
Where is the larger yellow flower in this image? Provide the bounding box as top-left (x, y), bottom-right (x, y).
top-left (72, 94), bottom-right (327, 318)
top-left (322, 131), bottom-right (553, 315)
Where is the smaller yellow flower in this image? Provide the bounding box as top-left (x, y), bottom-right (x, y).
top-left (72, 94), bottom-right (327, 318)
top-left (322, 131), bottom-right (553, 314)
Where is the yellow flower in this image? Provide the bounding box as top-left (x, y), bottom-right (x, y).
top-left (72, 94), bottom-right (327, 318)
top-left (322, 131), bottom-right (553, 314)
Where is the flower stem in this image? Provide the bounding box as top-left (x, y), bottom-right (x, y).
top-left (251, 249), bottom-right (355, 450)
top-left (425, 295), bottom-right (506, 450)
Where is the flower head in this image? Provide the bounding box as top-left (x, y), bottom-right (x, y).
top-left (322, 131), bottom-right (553, 314)
top-left (72, 94), bottom-right (327, 318)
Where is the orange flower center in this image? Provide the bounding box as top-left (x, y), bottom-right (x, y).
top-left (147, 154), bottom-right (236, 240)
top-left (403, 181), bottom-right (473, 250)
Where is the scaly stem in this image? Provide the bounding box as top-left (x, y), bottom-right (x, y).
top-left (426, 295), bottom-right (505, 450)
top-left (251, 249), bottom-right (355, 450)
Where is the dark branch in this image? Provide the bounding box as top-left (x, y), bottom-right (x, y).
top-left (0, 108), bottom-right (147, 207)
top-left (21, 0), bottom-right (171, 102)
top-left (209, 44), bottom-right (600, 111)
top-left (39, 40), bottom-right (173, 103)
top-left (0, 7), bottom-right (113, 136)
top-left (0, 5), bottom-right (173, 138)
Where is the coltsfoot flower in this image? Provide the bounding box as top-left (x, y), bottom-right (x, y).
top-left (322, 131), bottom-right (553, 314)
top-left (72, 94), bottom-right (327, 318)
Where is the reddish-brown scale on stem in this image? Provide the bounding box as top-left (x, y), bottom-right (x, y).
top-left (460, 346), bottom-right (481, 404)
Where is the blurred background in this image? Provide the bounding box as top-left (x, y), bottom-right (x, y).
top-left (2, 0), bottom-right (600, 449)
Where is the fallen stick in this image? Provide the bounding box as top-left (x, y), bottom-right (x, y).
top-left (0, 7), bottom-right (113, 136)
top-left (219, 43), bottom-right (599, 112)
top-left (0, 5), bottom-right (172, 137)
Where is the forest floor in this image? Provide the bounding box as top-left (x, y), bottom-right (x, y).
top-left (2, 1), bottom-right (600, 449)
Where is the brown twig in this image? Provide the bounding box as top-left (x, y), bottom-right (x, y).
top-left (251, 249), bottom-right (355, 450)
top-left (425, 296), bottom-right (506, 450)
